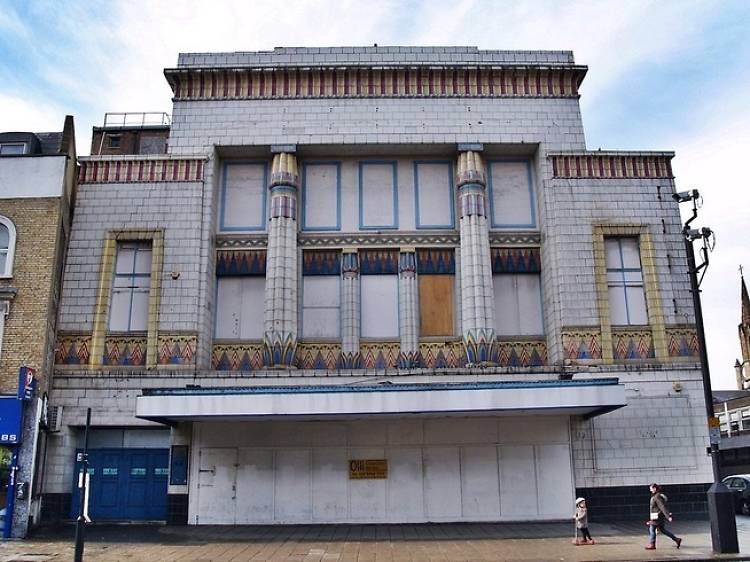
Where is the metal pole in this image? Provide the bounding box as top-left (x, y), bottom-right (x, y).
top-left (73, 408), bottom-right (91, 562)
top-left (684, 234), bottom-right (738, 553)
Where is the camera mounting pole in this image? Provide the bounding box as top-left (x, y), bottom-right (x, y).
top-left (676, 190), bottom-right (737, 553)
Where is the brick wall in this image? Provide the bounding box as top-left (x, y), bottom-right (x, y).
top-left (0, 197), bottom-right (62, 393)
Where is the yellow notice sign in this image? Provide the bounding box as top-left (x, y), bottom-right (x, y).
top-left (349, 459), bottom-right (388, 479)
top-left (708, 417), bottom-right (721, 428)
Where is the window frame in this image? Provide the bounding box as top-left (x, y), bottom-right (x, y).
top-left (0, 216), bottom-right (17, 278)
top-left (108, 241), bottom-right (152, 332)
top-left (492, 272), bottom-right (544, 336)
top-left (605, 237), bottom-right (648, 326)
top-left (0, 143), bottom-right (27, 155)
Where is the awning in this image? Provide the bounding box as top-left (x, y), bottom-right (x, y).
top-left (135, 378), bottom-right (626, 424)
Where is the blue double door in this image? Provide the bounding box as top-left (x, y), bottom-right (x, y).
top-left (71, 448), bottom-right (169, 521)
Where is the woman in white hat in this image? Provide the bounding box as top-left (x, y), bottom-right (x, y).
top-left (574, 497), bottom-right (595, 545)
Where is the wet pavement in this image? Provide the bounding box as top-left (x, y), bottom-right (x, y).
top-left (2, 518), bottom-right (750, 561)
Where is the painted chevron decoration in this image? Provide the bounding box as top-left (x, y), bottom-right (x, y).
top-left (215, 250), bottom-right (266, 276)
top-left (491, 248), bottom-right (541, 273)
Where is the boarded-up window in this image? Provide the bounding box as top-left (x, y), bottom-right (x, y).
top-left (419, 275), bottom-right (454, 336)
top-left (215, 277), bottom-right (265, 339)
top-left (361, 275), bottom-right (399, 338)
top-left (109, 242), bottom-right (151, 332)
top-left (301, 250), bottom-right (341, 338)
top-left (493, 274), bottom-right (543, 336)
top-left (417, 248), bottom-right (455, 337)
top-left (220, 162), bottom-right (266, 231)
top-left (302, 162), bottom-right (340, 230)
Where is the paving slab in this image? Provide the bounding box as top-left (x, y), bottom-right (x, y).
top-left (1, 519), bottom-right (750, 562)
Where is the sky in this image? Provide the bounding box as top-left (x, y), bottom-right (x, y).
top-left (0, 0), bottom-right (748, 388)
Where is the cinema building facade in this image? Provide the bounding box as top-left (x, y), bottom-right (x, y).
top-left (44, 47), bottom-right (711, 525)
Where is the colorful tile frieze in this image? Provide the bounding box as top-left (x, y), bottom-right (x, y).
top-left (550, 154), bottom-right (674, 179)
top-left (418, 342), bottom-right (466, 368)
top-left (54, 334), bottom-right (91, 365)
top-left (165, 67), bottom-right (585, 101)
top-left (666, 328), bottom-right (700, 358)
top-left (302, 250), bottom-right (341, 276)
top-left (295, 343), bottom-right (342, 369)
top-left (103, 336), bottom-right (147, 366)
top-left (359, 250), bottom-right (399, 275)
top-left (562, 330), bottom-right (603, 361)
top-left (360, 342), bottom-right (401, 369)
top-left (417, 249), bottom-right (456, 275)
top-left (212, 343), bottom-right (264, 371)
top-left (78, 158), bottom-right (204, 184)
top-left (157, 335), bottom-right (197, 366)
top-left (611, 329), bottom-right (655, 360)
top-left (495, 340), bottom-right (547, 367)
top-left (490, 248), bottom-right (541, 274)
top-left (215, 250), bottom-right (266, 276)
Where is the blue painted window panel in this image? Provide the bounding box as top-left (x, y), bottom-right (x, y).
top-left (605, 238), bottom-right (648, 325)
top-left (302, 162), bottom-right (341, 231)
top-left (487, 160), bottom-right (537, 229)
top-left (170, 445), bottom-right (188, 486)
top-left (220, 162), bottom-right (267, 232)
top-left (359, 162), bottom-right (398, 230)
top-left (493, 274), bottom-right (544, 336)
top-left (109, 242), bottom-right (151, 332)
top-left (414, 161), bottom-right (455, 229)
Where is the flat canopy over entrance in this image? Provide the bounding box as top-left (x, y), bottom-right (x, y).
top-left (135, 378), bottom-right (626, 424)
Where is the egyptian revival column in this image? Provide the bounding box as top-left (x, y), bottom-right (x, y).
top-left (263, 151), bottom-right (299, 367)
top-left (340, 249), bottom-right (361, 368)
top-left (398, 248), bottom-right (420, 368)
top-left (456, 149), bottom-right (497, 364)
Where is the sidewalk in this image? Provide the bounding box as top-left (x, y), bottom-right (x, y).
top-left (2, 519), bottom-right (750, 562)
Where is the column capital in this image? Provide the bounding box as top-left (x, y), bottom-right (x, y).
top-left (270, 152), bottom-right (299, 188)
top-left (456, 150), bottom-right (486, 188)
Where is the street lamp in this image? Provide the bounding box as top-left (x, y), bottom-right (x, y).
top-left (673, 189), bottom-right (738, 553)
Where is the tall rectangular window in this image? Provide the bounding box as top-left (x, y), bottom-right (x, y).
top-left (493, 274), bottom-right (543, 336)
top-left (215, 277), bottom-right (265, 339)
top-left (109, 242), bottom-right (152, 331)
top-left (605, 237), bottom-right (648, 325)
top-left (359, 249), bottom-right (400, 339)
top-left (418, 249), bottom-right (455, 337)
top-left (215, 250), bottom-right (266, 339)
top-left (301, 250), bottom-right (341, 338)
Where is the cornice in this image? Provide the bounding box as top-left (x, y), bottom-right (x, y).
top-left (164, 65), bottom-right (586, 101)
top-left (78, 157), bottom-right (206, 184)
top-left (549, 152), bottom-right (674, 179)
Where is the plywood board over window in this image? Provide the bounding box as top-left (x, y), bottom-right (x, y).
top-left (417, 249), bottom-right (456, 337)
top-left (419, 275), bottom-right (454, 336)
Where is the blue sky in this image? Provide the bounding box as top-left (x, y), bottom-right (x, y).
top-left (1, 0), bottom-right (749, 388)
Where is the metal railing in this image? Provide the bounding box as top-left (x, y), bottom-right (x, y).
top-left (102, 112), bottom-right (171, 127)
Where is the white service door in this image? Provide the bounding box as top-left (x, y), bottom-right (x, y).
top-left (197, 448), bottom-right (237, 524)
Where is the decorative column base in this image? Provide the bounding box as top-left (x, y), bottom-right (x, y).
top-left (339, 351), bottom-right (361, 369)
top-left (463, 328), bottom-right (498, 366)
top-left (398, 351), bottom-right (421, 369)
top-left (262, 331), bottom-right (297, 368)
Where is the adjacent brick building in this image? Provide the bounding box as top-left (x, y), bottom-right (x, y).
top-left (46, 47), bottom-right (710, 525)
top-left (0, 116), bottom-right (77, 536)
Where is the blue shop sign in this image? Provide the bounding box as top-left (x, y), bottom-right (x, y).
top-left (0, 397), bottom-right (23, 444)
top-left (17, 367), bottom-right (36, 402)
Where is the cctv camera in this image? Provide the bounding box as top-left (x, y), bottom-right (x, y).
top-left (672, 189), bottom-right (699, 203)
